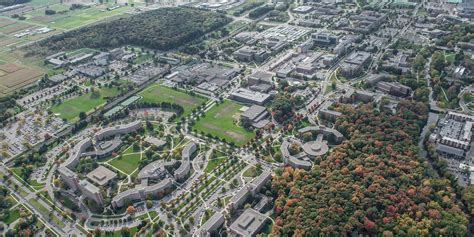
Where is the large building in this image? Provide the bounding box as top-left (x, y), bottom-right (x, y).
top-left (59, 121), bottom-right (142, 206)
top-left (198, 212), bottom-right (225, 237)
top-left (230, 88), bottom-right (272, 105)
top-left (229, 208), bottom-right (269, 237)
top-left (311, 32), bottom-right (338, 46)
top-left (340, 51), bottom-right (371, 77)
top-left (431, 112), bottom-right (474, 159)
top-left (240, 105), bottom-right (270, 129)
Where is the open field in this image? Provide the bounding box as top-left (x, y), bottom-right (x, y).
top-left (108, 153), bottom-right (141, 175)
top-left (139, 84), bottom-right (207, 117)
top-left (204, 156), bottom-right (228, 173)
top-left (193, 100), bottom-right (255, 146)
top-left (50, 87), bottom-right (119, 121)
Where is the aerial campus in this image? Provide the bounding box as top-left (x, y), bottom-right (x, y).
top-left (0, 0), bottom-right (473, 236)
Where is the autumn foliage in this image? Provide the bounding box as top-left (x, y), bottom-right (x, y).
top-left (270, 101), bottom-right (469, 236)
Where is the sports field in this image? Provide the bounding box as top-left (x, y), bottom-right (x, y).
top-left (139, 84), bottom-right (207, 117)
top-left (192, 100), bottom-right (255, 146)
top-left (50, 87), bottom-right (119, 121)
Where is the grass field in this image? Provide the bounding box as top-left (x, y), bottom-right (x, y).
top-left (50, 87), bottom-right (119, 121)
top-left (193, 100), bottom-right (255, 146)
top-left (29, 198), bottom-right (66, 228)
top-left (243, 166), bottom-right (261, 178)
top-left (4, 207), bottom-right (21, 224)
top-left (204, 156), bottom-right (228, 173)
top-left (139, 84), bottom-right (207, 117)
top-left (445, 52), bottom-right (456, 64)
top-left (109, 153), bottom-right (141, 175)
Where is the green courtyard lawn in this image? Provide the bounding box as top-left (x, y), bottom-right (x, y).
top-left (192, 100), bottom-right (255, 146)
top-left (139, 84), bottom-right (207, 117)
top-left (108, 153), bottom-right (141, 175)
top-left (204, 156), bottom-right (228, 173)
top-left (51, 87), bottom-right (119, 121)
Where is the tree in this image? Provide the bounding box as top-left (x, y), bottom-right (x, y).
top-left (120, 227), bottom-right (130, 237)
top-left (126, 205), bottom-right (136, 215)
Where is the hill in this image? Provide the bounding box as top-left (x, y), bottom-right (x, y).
top-left (29, 7), bottom-right (231, 56)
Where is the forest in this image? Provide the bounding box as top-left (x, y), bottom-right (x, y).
top-left (30, 7), bottom-right (231, 56)
top-left (270, 101), bottom-right (469, 236)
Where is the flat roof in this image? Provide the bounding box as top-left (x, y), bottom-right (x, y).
top-left (86, 165), bottom-right (117, 186)
top-left (230, 208), bottom-right (268, 236)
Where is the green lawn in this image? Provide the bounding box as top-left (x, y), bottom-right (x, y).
top-left (192, 100), bottom-right (255, 146)
top-left (139, 84), bottom-right (207, 117)
top-left (100, 227), bottom-right (137, 237)
top-left (4, 207), bottom-right (21, 224)
top-left (445, 52), bottom-right (456, 65)
top-left (109, 153), bottom-right (141, 175)
top-left (29, 198), bottom-right (65, 228)
top-left (51, 87), bottom-right (119, 121)
top-left (204, 156), bottom-right (228, 173)
top-left (243, 166), bottom-right (262, 178)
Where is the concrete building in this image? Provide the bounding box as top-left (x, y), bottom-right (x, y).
top-left (59, 121), bottom-right (142, 206)
top-left (240, 105), bottom-right (270, 129)
top-left (229, 208), bottom-right (268, 237)
top-left (111, 178), bottom-right (173, 208)
top-left (431, 111), bottom-right (474, 159)
top-left (376, 81), bottom-right (412, 97)
top-left (230, 88), bottom-right (272, 105)
top-left (340, 51), bottom-right (371, 77)
top-left (95, 120), bottom-right (142, 141)
top-left (233, 46), bottom-right (269, 63)
top-left (79, 180), bottom-right (104, 206)
top-left (86, 165), bottom-right (117, 186)
top-left (174, 142), bottom-right (197, 181)
top-left (198, 212), bottom-right (225, 237)
top-left (311, 32), bottom-right (338, 46)
top-left (248, 71), bottom-right (274, 93)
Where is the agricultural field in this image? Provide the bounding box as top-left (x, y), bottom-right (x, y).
top-left (192, 100), bottom-right (255, 146)
top-left (0, 0), bottom-right (138, 97)
top-left (0, 61), bottom-right (43, 97)
top-left (139, 84), bottom-right (207, 117)
top-left (50, 87), bottom-right (119, 121)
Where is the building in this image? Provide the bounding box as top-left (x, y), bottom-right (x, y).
top-left (95, 120), bottom-right (142, 141)
top-left (174, 142), bottom-right (197, 181)
top-left (248, 71), bottom-right (274, 93)
top-left (79, 180), bottom-right (104, 205)
top-left (198, 212), bottom-right (225, 237)
top-left (240, 105), bottom-right (270, 129)
top-left (111, 178), bottom-right (174, 208)
top-left (233, 46), bottom-right (269, 63)
top-left (230, 88), bottom-right (272, 105)
top-left (376, 81), bottom-right (412, 97)
top-left (86, 165), bottom-right (117, 186)
top-left (229, 208), bottom-right (268, 237)
top-left (340, 51), bottom-right (371, 77)
top-left (431, 111), bottom-right (474, 159)
top-left (311, 32), bottom-right (338, 46)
